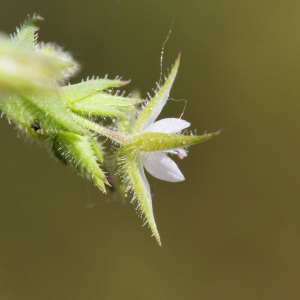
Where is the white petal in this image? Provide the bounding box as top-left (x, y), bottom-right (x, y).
top-left (142, 152), bottom-right (185, 182)
top-left (168, 147), bottom-right (187, 158)
top-left (144, 118), bottom-right (190, 134)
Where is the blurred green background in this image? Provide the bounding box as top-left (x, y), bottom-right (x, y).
top-left (0, 1), bottom-right (300, 299)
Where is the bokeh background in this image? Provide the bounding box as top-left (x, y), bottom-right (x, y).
top-left (0, 1), bottom-right (300, 299)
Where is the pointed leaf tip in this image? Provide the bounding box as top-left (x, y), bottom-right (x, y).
top-left (35, 15), bottom-right (44, 21)
top-left (214, 129), bottom-right (222, 136)
top-left (152, 228), bottom-right (161, 246)
top-left (156, 238), bottom-right (162, 246)
top-left (132, 56), bottom-right (181, 133)
top-left (13, 15), bottom-right (43, 49)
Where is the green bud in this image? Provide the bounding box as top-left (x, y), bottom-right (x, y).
top-left (0, 36), bottom-right (60, 94)
top-left (36, 43), bottom-right (80, 82)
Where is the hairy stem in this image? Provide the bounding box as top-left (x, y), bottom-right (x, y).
top-left (71, 113), bottom-right (126, 144)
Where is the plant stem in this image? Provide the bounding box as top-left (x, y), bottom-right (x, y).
top-left (71, 113), bottom-right (125, 144)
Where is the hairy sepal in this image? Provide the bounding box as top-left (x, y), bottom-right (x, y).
top-left (132, 55), bottom-right (180, 134)
top-left (51, 131), bottom-right (107, 191)
top-left (68, 94), bottom-right (139, 118)
top-left (23, 90), bottom-right (84, 134)
top-left (124, 151), bottom-right (161, 245)
top-left (12, 14), bottom-right (42, 50)
top-left (36, 43), bottom-right (80, 81)
top-left (59, 79), bottom-right (130, 104)
top-left (12, 15), bottom-right (79, 83)
top-left (123, 132), bottom-right (218, 152)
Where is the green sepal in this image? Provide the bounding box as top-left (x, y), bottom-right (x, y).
top-left (117, 116), bottom-right (134, 134)
top-left (36, 43), bottom-right (79, 81)
top-left (68, 93), bottom-right (139, 117)
top-left (51, 131), bottom-right (107, 191)
top-left (12, 15), bottom-right (42, 49)
top-left (132, 55), bottom-right (180, 133)
top-left (117, 113), bottom-right (136, 134)
top-left (123, 132), bottom-right (218, 152)
top-left (123, 150), bottom-right (161, 245)
top-left (88, 134), bottom-right (104, 163)
top-left (51, 135), bottom-right (68, 165)
top-left (0, 89), bottom-right (89, 139)
top-left (0, 95), bottom-right (42, 128)
top-left (17, 124), bottom-right (50, 142)
top-left (23, 90), bottom-right (84, 134)
top-left (12, 15), bottom-right (79, 82)
top-left (117, 90), bottom-right (140, 133)
top-left (59, 78), bottom-right (130, 104)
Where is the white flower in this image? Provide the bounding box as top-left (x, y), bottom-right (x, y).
top-left (120, 55), bottom-right (217, 245)
top-left (132, 55), bottom-right (190, 183)
top-left (141, 117), bottom-right (190, 182)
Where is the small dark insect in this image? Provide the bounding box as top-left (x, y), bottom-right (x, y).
top-left (31, 119), bottom-right (41, 131)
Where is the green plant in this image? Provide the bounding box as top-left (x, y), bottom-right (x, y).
top-left (0, 15), bottom-right (218, 245)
